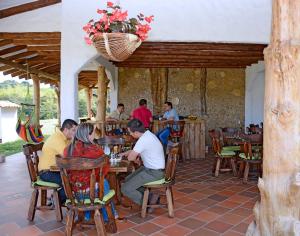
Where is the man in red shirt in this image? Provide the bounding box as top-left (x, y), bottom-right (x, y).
top-left (131, 99), bottom-right (153, 129)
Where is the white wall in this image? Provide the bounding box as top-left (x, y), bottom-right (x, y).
top-left (245, 61), bottom-right (265, 127)
top-left (0, 107), bottom-right (19, 143)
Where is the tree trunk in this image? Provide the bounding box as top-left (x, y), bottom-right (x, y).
top-left (86, 88), bottom-right (93, 118)
top-left (199, 68), bottom-right (207, 115)
top-left (31, 73), bottom-right (40, 125)
top-left (96, 67), bottom-right (109, 137)
top-left (54, 85), bottom-right (61, 126)
top-left (150, 68), bottom-right (168, 115)
top-left (247, 1), bottom-right (300, 235)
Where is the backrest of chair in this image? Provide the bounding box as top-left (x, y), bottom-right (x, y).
top-left (166, 120), bottom-right (185, 137)
top-left (211, 138), bottom-right (222, 154)
top-left (23, 142), bottom-right (44, 183)
top-left (243, 142), bottom-right (253, 159)
top-left (56, 155), bottom-right (106, 206)
top-left (165, 147), bottom-right (179, 182)
top-left (105, 121), bottom-right (120, 136)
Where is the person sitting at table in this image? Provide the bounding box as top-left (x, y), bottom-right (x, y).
top-left (107, 103), bottom-right (129, 121)
top-left (120, 119), bottom-right (165, 207)
top-left (39, 119), bottom-right (78, 203)
top-left (63, 122), bottom-right (118, 221)
top-left (162, 101), bottom-right (179, 121)
top-left (131, 99), bottom-right (153, 129)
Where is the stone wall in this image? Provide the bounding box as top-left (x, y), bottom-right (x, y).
top-left (118, 67), bottom-right (245, 143)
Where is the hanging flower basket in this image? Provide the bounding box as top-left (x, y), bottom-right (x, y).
top-left (83, 1), bottom-right (153, 62)
top-left (92, 33), bottom-right (141, 62)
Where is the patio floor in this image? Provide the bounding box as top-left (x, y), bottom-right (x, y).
top-left (0, 153), bottom-right (259, 236)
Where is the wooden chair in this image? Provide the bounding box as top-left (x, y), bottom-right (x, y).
top-left (211, 138), bottom-right (237, 177)
top-left (56, 155), bottom-right (117, 236)
top-left (165, 120), bottom-right (185, 161)
top-left (23, 143), bottom-right (62, 222)
top-left (141, 147), bottom-right (179, 218)
top-left (105, 121), bottom-right (122, 136)
top-left (238, 142), bottom-right (263, 183)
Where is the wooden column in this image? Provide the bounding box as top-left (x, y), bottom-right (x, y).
top-left (96, 67), bottom-right (109, 137)
top-left (150, 68), bottom-right (168, 115)
top-left (30, 73), bottom-right (40, 125)
top-left (199, 68), bottom-right (207, 115)
top-left (86, 88), bottom-right (93, 118)
top-left (247, 1), bottom-right (300, 235)
top-left (54, 85), bottom-right (61, 126)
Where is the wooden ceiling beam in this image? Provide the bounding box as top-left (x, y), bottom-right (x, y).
top-left (12, 38), bottom-right (61, 45)
top-left (0, 32), bottom-right (61, 39)
top-left (0, 39), bottom-right (13, 47)
top-left (0, 65), bottom-right (13, 71)
top-left (0, 57), bottom-right (58, 81)
top-left (27, 45), bottom-right (60, 51)
top-left (5, 51), bottom-right (38, 61)
top-left (0, 45), bottom-right (27, 56)
top-left (0, 1), bottom-right (61, 19)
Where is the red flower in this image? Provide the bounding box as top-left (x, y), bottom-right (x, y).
top-left (107, 1), bottom-right (114, 7)
top-left (145, 15), bottom-right (154, 24)
top-left (84, 37), bottom-right (92, 45)
top-left (97, 9), bottom-right (104, 14)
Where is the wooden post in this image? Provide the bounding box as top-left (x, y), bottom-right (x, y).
top-left (247, 1), bottom-right (300, 235)
top-left (96, 67), bottom-right (109, 137)
top-left (54, 85), bottom-right (61, 126)
top-left (30, 73), bottom-right (40, 125)
top-left (199, 68), bottom-right (207, 115)
top-left (150, 68), bottom-right (168, 115)
top-left (86, 88), bottom-right (93, 119)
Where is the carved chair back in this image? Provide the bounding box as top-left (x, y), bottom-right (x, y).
top-left (164, 147), bottom-right (179, 182)
top-left (23, 143), bottom-right (44, 183)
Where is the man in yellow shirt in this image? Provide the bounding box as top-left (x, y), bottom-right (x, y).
top-left (39, 119), bottom-right (78, 202)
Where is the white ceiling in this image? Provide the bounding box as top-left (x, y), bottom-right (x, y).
top-left (0, 0), bottom-right (37, 10)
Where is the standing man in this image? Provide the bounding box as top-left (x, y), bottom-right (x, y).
top-left (107, 103), bottom-right (129, 121)
top-left (38, 119), bottom-right (78, 202)
top-left (163, 101), bottom-right (179, 121)
top-left (120, 119), bottom-right (165, 206)
top-left (131, 99), bottom-right (153, 129)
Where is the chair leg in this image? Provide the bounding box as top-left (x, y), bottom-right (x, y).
top-left (94, 209), bottom-right (107, 236)
top-left (231, 158), bottom-right (237, 176)
top-left (238, 161), bottom-right (245, 178)
top-left (215, 158), bottom-right (221, 177)
top-left (105, 202), bottom-right (117, 234)
top-left (141, 188), bottom-right (149, 218)
top-left (170, 186), bottom-right (174, 205)
top-left (40, 189), bottom-right (47, 206)
top-left (166, 187), bottom-right (174, 218)
top-left (243, 162), bottom-right (250, 184)
top-left (27, 189), bottom-right (39, 221)
top-left (65, 209), bottom-right (75, 236)
top-left (53, 190), bottom-right (62, 221)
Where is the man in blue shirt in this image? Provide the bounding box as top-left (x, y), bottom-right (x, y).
top-left (163, 102), bottom-right (179, 121)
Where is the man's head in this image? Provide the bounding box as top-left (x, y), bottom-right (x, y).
top-left (127, 119), bottom-right (145, 139)
top-left (139, 99), bottom-right (147, 107)
top-left (117, 103), bottom-right (125, 113)
top-left (164, 101), bottom-right (173, 112)
top-left (60, 119), bottom-right (78, 140)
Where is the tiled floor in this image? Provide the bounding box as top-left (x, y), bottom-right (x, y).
top-left (0, 153), bottom-right (259, 236)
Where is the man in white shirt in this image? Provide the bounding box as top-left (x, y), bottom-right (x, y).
top-left (120, 119), bottom-right (165, 205)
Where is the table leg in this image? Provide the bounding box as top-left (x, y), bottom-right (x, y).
top-left (108, 173), bottom-right (121, 205)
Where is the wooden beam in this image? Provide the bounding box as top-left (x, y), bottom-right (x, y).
top-left (12, 38), bottom-right (61, 45)
top-left (27, 45), bottom-right (60, 51)
top-left (0, 32), bottom-right (60, 39)
top-left (0, 45), bottom-right (27, 56)
top-left (0, 57), bottom-right (58, 81)
top-left (5, 51), bottom-right (38, 61)
top-left (199, 68), bottom-right (207, 115)
top-left (0, 39), bottom-right (13, 47)
top-left (0, 0), bottom-right (61, 19)
top-left (85, 88), bottom-right (93, 118)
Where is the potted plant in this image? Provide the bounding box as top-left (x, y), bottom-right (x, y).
top-left (83, 1), bottom-right (154, 62)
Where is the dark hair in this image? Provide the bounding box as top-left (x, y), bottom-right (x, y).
top-left (61, 119), bottom-right (78, 131)
top-left (127, 119), bottom-right (145, 133)
top-left (117, 103), bottom-right (124, 108)
top-left (139, 99), bottom-right (147, 106)
top-left (165, 101), bottom-right (173, 109)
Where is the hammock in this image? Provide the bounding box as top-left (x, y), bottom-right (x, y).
top-left (16, 103), bottom-right (44, 143)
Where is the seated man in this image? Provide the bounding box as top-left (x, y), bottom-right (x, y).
top-left (120, 119), bottom-right (165, 206)
top-left (38, 119), bottom-right (78, 202)
top-left (162, 101), bottom-right (179, 121)
top-left (107, 103), bottom-right (129, 121)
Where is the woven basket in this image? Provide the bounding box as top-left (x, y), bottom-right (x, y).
top-left (92, 33), bottom-right (141, 62)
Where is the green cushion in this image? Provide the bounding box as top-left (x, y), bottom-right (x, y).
top-left (219, 150), bottom-right (236, 156)
top-left (65, 189), bottom-right (115, 205)
top-left (33, 177), bottom-right (60, 188)
top-left (144, 178), bottom-right (169, 186)
top-left (239, 153), bottom-right (261, 160)
top-left (223, 146), bottom-right (240, 152)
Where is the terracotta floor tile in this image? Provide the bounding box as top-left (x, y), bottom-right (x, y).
top-left (194, 210), bottom-right (219, 222)
top-left (187, 191), bottom-right (207, 200)
top-left (240, 201), bottom-right (256, 209)
top-left (116, 229), bottom-right (142, 236)
top-left (184, 203), bottom-right (208, 213)
top-left (174, 209), bottom-right (194, 219)
top-left (227, 194), bottom-right (251, 203)
top-left (222, 230), bottom-right (244, 236)
top-left (218, 190), bottom-right (236, 197)
top-left (205, 220), bottom-right (233, 233)
top-left (208, 194), bottom-right (228, 202)
top-left (151, 214), bottom-right (178, 227)
top-left (40, 230), bottom-right (65, 236)
top-left (177, 188), bottom-right (197, 194)
top-left (197, 198), bottom-right (218, 207)
top-left (176, 196), bottom-right (195, 205)
top-left (132, 222), bottom-right (162, 235)
top-left (207, 205), bottom-right (231, 215)
top-left (243, 215), bottom-right (254, 224)
top-left (115, 220), bottom-right (137, 232)
top-left (230, 207), bottom-right (253, 217)
top-left (36, 220), bottom-right (64, 232)
top-left (217, 200), bottom-right (241, 209)
top-left (231, 222), bottom-right (250, 233)
top-left (217, 213), bottom-right (244, 225)
top-left (178, 217), bottom-right (205, 230)
top-left (161, 225), bottom-right (192, 236)
top-left (0, 222), bottom-right (20, 235)
top-left (11, 225), bottom-right (42, 236)
top-left (187, 227), bottom-right (219, 236)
